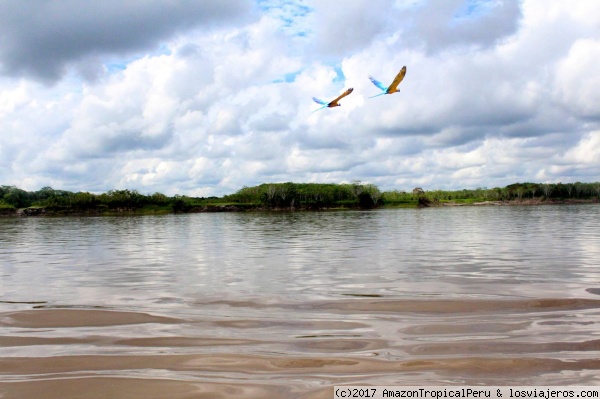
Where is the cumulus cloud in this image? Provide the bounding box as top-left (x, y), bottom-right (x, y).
top-left (308, 0), bottom-right (401, 57)
top-left (0, 0), bottom-right (254, 82)
top-left (0, 0), bottom-right (599, 196)
top-left (553, 39), bottom-right (600, 119)
top-left (407, 0), bottom-right (522, 52)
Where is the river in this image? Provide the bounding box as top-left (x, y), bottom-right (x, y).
top-left (1, 205), bottom-right (600, 398)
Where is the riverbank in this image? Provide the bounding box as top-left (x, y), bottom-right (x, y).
top-left (0, 203), bottom-right (365, 217)
top-left (439, 198), bottom-right (598, 206)
top-left (1, 198), bottom-right (597, 217)
top-left (1, 204), bottom-right (259, 217)
top-left (3, 182), bottom-right (600, 217)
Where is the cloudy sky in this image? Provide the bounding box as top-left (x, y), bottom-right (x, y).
top-left (1, 0), bottom-right (599, 196)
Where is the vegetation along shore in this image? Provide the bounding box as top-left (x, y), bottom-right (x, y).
top-left (1, 181), bottom-right (599, 217)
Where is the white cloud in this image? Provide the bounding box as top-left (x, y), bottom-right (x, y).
top-left (0, 0), bottom-right (254, 82)
top-left (553, 39), bottom-right (600, 119)
top-left (563, 131), bottom-right (600, 167)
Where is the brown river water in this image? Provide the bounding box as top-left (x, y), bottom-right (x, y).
top-left (1, 206), bottom-right (600, 398)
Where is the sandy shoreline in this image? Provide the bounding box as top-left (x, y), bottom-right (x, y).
top-left (2, 297), bottom-right (600, 398)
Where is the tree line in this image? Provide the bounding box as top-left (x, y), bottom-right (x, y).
top-left (1, 181), bottom-right (599, 214)
top-left (412, 182), bottom-right (600, 204)
top-left (223, 182), bottom-right (382, 209)
top-left (0, 186), bottom-right (171, 212)
top-left (0, 181), bottom-right (382, 213)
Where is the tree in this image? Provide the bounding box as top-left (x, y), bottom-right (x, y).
top-left (381, 190), bottom-right (411, 204)
top-left (3, 187), bottom-right (30, 208)
top-left (227, 185), bottom-right (261, 203)
top-left (541, 183), bottom-right (554, 199)
top-left (278, 182), bottom-right (297, 208)
top-left (263, 184), bottom-right (278, 207)
top-left (99, 189), bottom-right (146, 209)
top-left (171, 195), bottom-right (191, 212)
top-left (364, 184), bottom-right (382, 205)
top-left (0, 185), bottom-right (12, 198)
top-left (574, 182), bottom-right (586, 198)
top-left (351, 180), bottom-right (364, 198)
top-left (71, 192), bottom-right (99, 209)
top-left (565, 183), bottom-right (574, 198)
top-left (528, 183), bottom-right (538, 199)
top-left (515, 186), bottom-right (525, 200)
top-left (150, 192), bottom-right (169, 205)
top-left (412, 187), bottom-right (424, 198)
top-left (593, 183), bottom-right (600, 198)
top-left (357, 184), bottom-right (381, 208)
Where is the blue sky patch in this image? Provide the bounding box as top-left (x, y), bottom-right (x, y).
top-left (453, 0), bottom-right (497, 21)
top-left (272, 70), bottom-right (302, 83)
top-left (257, 0), bottom-right (312, 37)
top-left (332, 65), bottom-right (345, 83)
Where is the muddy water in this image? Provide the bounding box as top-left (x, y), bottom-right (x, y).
top-left (1, 205), bottom-right (600, 398)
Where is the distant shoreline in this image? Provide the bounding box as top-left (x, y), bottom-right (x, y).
top-left (2, 182), bottom-right (599, 217)
top-left (2, 198), bottom-right (597, 217)
top-left (440, 198), bottom-right (598, 207)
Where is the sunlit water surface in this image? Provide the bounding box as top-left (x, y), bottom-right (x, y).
top-left (1, 205), bottom-right (600, 398)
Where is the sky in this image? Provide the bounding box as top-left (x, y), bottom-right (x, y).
top-left (1, 0), bottom-right (599, 197)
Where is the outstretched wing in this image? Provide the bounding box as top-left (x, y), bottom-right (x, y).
top-left (329, 87), bottom-right (354, 106)
top-left (387, 66), bottom-right (407, 92)
top-left (312, 97), bottom-right (328, 105)
top-left (369, 76), bottom-right (388, 92)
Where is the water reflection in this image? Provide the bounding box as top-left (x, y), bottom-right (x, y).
top-left (1, 206), bottom-right (600, 306)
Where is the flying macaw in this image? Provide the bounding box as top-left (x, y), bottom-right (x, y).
top-left (312, 88), bottom-right (354, 112)
top-left (368, 66), bottom-right (407, 98)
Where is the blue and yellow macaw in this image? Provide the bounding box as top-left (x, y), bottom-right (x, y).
top-left (312, 88), bottom-right (354, 112)
top-left (368, 66), bottom-right (407, 98)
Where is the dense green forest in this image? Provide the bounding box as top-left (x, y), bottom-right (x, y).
top-left (1, 181), bottom-right (599, 215)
